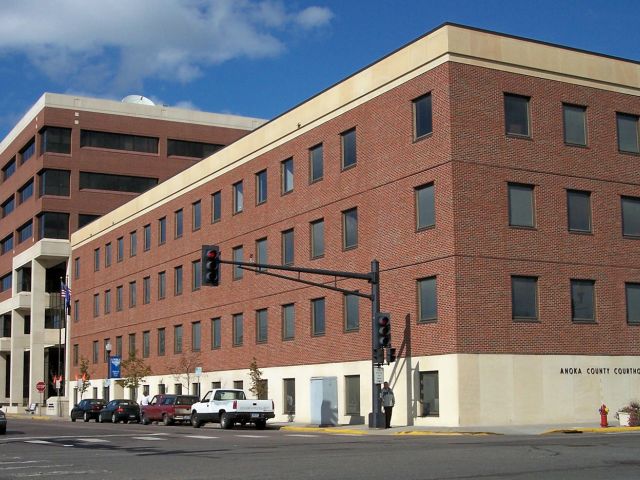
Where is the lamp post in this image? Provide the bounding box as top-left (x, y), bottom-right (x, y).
top-left (105, 342), bottom-right (112, 401)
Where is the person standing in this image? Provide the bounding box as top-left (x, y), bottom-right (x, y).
top-left (380, 381), bottom-right (395, 428)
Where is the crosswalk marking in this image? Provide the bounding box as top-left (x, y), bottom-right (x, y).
top-left (234, 435), bottom-right (265, 438)
top-left (77, 438), bottom-right (110, 443)
top-left (131, 436), bottom-right (166, 441)
top-left (286, 434), bottom-right (318, 437)
top-left (24, 440), bottom-right (53, 445)
top-left (183, 435), bottom-right (219, 439)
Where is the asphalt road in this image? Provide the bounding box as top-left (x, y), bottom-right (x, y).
top-left (1, 419), bottom-right (640, 479)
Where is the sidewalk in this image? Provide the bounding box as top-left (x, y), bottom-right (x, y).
top-left (7, 410), bottom-right (640, 436)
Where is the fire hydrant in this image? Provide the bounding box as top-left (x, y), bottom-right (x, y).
top-left (599, 404), bottom-right (609, 428)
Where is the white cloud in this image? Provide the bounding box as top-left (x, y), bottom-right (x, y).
top-left (0, 0), bottom-right (333, 94)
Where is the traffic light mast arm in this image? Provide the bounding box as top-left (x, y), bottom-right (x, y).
top-left (219, 258), bottom-right (374, 282)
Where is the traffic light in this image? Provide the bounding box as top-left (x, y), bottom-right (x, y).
top-left (373, 348), bottom-right (384, 364)
top-left (386, 347), bottom-right (397, 364)
top-left (202, 245), bottom-right (220, 286)
top-left (376, 312), bottom-right (391, 348)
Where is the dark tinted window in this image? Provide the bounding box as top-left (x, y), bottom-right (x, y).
top-left (212, 192), bottom-right (221, 223)
top-left (17, 220), bottom-right (33, 243)
top-left (167, 139), bottom-right (222, 158)
top-left (418, 277), bottom-right (437, 322)
top-left (416, 183), bottom-right (435, 229)
top-left (312, 298), bottom-right (325, 335)
top-left (39, 169), bottom-right (70, 196)
top-left (626, 283), bottom-right (640, 324)
top-left (309, 144), bottom-right (323, 182)
top-left (504, 94), bottom-right (530, 137)
top-left (567, 190), bottom-right (591, 232)
top-left (1, 196), bottom-right (15, 217)
top-left (413, 93), bottom-right (433, 139)
top-left (1, 234), bottom-right (13, 255)
top-left (341, 128), bottom-right (357, 169)
top-left (20, 139), bottom-right (35, 163)
top-left (511, 276), bottom-right (538, 320)
top-left (571, 279), bottom-right (595, 322)
top-left (81, 130), bottom-right (158, 153)
top-left (2, 158), bottom-right (15, 180)
top-left (18, 179), bottom-right (34, 203)
top-left (617, 113), bottom-right (640, 154)
top-left (508, 183), bottom-right (535, 227)
top-left (80, 172), bottom-right (157, 193)
top-left (78, 214), bottom-right (100, 228)
top-left (622, 196), bottom-right (640, 237)
top-left (41, 127), bottom-right (71, 154)
top-left (563, 104), bottom-right (586, 146)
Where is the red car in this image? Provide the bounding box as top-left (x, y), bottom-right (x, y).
top-left (141, 394), bottom-right (199, 426)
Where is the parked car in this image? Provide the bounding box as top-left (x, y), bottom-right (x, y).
top-left (191, 389), bottom-right (274, 429)
top-left (141, 394), bottom-right (199, 426)
top-left (0, 408), bottom-right (6, 434)
top-left (70, 399), bottom-right (106, 422)
top-left (98, 399), bottom-right (140, 424)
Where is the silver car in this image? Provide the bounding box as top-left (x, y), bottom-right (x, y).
top-left (0, 409), bottom-right (6, 434)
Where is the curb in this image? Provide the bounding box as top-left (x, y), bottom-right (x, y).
top-left (543, 426), bottom-right (640, 434)
top-left (5, 414), bottom-right (53, 421)
top-left (280, 426), bottom-right (368, 435)
top-left (394, 431), bottom-right (498, 436)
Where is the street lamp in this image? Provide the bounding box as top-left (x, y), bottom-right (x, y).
top-left (105, 342), bottom-right (112, 379)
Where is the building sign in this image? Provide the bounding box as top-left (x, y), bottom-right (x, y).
top-left (560, 367), bottom-right (640, 375)
top-left (109, 355), bottom-right (121, 378)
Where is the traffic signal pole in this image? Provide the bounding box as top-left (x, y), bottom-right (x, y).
top-left (370, 260), bottom-right (384, 429)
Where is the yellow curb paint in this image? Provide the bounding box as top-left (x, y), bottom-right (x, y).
top-left (542, 426), bottom-right (640, 435)
top-left (280, 426), bottom-right (368, 435)
top-left (394, 431), bottom-right (496, 436)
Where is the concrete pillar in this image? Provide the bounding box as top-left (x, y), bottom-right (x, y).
top-left (28, 258), bottom-right (47, 406)
top-left (0, 353), bottom-right (6, 400)
top-left (9, 311), bottom-right (27, 406)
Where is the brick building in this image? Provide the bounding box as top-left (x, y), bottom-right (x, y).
top-left (0, 93), bottom-right (264, 411)
top-left (69, 24), bottom-right (640, 427)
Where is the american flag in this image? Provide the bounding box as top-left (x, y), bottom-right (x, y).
top-left (60, 281), bottom-right (71, 314)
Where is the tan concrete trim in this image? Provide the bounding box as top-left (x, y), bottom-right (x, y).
top-left (71, 24), bottom-right (640, 248)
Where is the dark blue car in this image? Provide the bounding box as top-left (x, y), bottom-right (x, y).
top-left (98, 399), bottom-right (140, 424)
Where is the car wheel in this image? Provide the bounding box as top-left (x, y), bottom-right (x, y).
top-left (83, 412), bottom-right (90, 422)
top-left (141, 414), bottom-right (150, 425)
top-left (220, 412), bottom-right (233, 430)
top-left (71, 415), bottom-right (76, 422)
top-left (0, 426), bottom-right (5, 435)
top-left (162, 414), bottom-right (172, 426)
top-left (123, 419), bottom-right (129, 424)
top-left (111, 413), bottom-right (118, 424)
top-left (99, 414), bottom-right (105, 423)
top-left (191, 413), bottom-right (201, 428)
top-left (255, 419), bottom-right (266, 430)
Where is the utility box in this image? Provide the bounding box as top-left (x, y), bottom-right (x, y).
top-left (310, 377), bottom-right (338, 426)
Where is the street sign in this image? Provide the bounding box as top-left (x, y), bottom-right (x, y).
top-left (36, 381), bottom-right (46, 393)
top-left (374, 367), bottom-right (384, 385)
top-left (195, 367), bottom-right (202, 377)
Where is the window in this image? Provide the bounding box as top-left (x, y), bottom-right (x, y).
top-left (18, 179), bottom-right (34, 204)
top-left (103, 338), bottom-right (111, 362)
top-left (143, 224), bottom-right (151, 251)
top-left (20, 139), bottom-right (35, 164)
top-left (0, 273), bottom-right (10, 293)
top-left (93, 341), bottom-right (99, 364)
top-left (571, 279), bottom-right (595, 322)
top-left (310, 219), bottom-right (324, 259)
top-left (211, 191), bottom-right (221, 223)
top-left (174, 325), bottom-right (183, 353)
top-left (418, 277), bottom-right (437, 322)
top-left (617, 113), bottom-right (640, 154)
top-left (2, 158), bottom-right (15, 181)
top-left (504, 94), bottom-right (530, 137)
top-left (233, 181), bottom-right (244, 214)
top-left (344, 294), bottom-right (359, 331)
top-left (256, 309), bottom-right (268, 343)
top-left (38, 212), bottom-right (69, 240)
top-left (211, 317), bottom-right (221, 349)
top-left (17, 220), bottom-right (33, 243)
top-left (1, 234), bottom-right (13, 255)
top-left (158, 383), bottom-right (166, 394)
top-left (283, 378), bottom-right (295, 415)
top-left (175, 209), bottom-right (183, 238)
top-left (309, 144), bottom-right (323, 183)
top-left (94, 248), bottom-right (100, 272)
top-left (129, 281), bottom-right (137, 308)
top-left (626, 283), bottom-right (640, 324)
top-left (622, 196), bottom-right (640, 237)
top-left (157, 328), bottom-right (166, 356)
top-left (281, 158), bottom-right (294, 194)
top-left (413, 93), bottom-right (433, 139)
top-left (116, 285), bottom-right (123, 311)
top-left (233, 313), bottom-right (243, 346)
top-left (73, 344), bottom-right (79, 366)
top-left (341, 128), bottom-right (357, 169)
top-left (419, 371), bottom-right (439, 416)
top-left (105, 242), bottom-right (112, 267)
top-left (311, 298), bottom-right (325, 336)
top-left (143, 331), bottom-right (150, 358)
top-left (74, 300), bottom-right (79, 322)
top-left (563, 104), bottom-right (587, 146)
top-left (158, 217), bottom-right (166, 245)
top-left (130, 231), bottom-right (137, 257)
top-left (342, 208), bottom-right (358, 249)
top-left (174, 265), bottom-right (183, 295)
top-left (192, 321), bottom-right (201, 352)
top-left (158, 271), bottom-right (166, 299)
top-left (104, 289), bottom-right (111, 314)
top-left (282, 229), bottom-right (294, 265)
top-left (416, 183), bottom-right (435, 230)
top-left (93, 294), bottom-right (100, 317)
top-left (192, 201), bottom-right (201, 231)
top-left (256, 237), bottom-right (268, 271)
top-left (345, 375), bottom-right (360, 415)
top-left (167, 139), bottom-right (222, 158)
top-left (233, 380), bottom-right (243, 390)
top-left (143, 276), bottom-right (151, 304)
top-left (256, 170), bottom-right (268, 205)
top-left (511, 276), bottom-right (538, 320)
top-left (80, 130), bottom-right (158, 153)
top-left (128, 333), bottom-right (136, 356)
top-left (232, 246), bottom-right (243, 280)
top-left (41, 127), bottom-right (71, 154)
top-left (282, 303), bottom-right (295, 340)
top-left (1, 196), bottom-right (14, 217)
top-left (39, 169), bottom-right (70, 196)
top-left (192, 260), bottom-right (201, 290)
top-left (567, 190), bottom-right (591, 233)
top-left (79, 171), bottom-right (157, 193)
top-left (117, 237), bottom-right (124, 262)
top-left (116, 336), bottom-right (122, 357)
top-left (508, 183), bottom-right (535, 228)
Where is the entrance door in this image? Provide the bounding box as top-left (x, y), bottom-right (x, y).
top-left (310, 377), bottom-right (338, 426)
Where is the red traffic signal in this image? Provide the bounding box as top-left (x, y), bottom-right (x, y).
top-left (202, 245), bottom-right (220, 286)
top-left (376, 312), bottom-right (391, 347)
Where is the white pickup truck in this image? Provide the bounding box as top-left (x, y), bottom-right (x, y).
top-left (190, 389), bottom-right (275, 429)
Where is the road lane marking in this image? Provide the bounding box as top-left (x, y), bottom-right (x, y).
top-left (285, 434), bottom-right (319, 437)
top-left (234, 435), bottom-right (265, 438)
top-left (131, 436), bottom-right (166, 441)
top-left (77, 438), bottom-right (110, 443)
top-left (183, 435), bottom-right (219, 439)
top-left (24, 440), bottom-right (53, 445)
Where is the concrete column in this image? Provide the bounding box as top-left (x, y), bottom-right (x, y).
top-left (28, 258), bottom-right (47, 406)
top-left (0, 353), bottom-right (7, 400)
top-left (9, 311), bottom-right (27, 406)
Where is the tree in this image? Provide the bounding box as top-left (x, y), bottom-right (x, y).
top-left (78, 356), bottom-right (92, 400)
top-left (248, 357), bottom-right (267, 399)
top-left (120, 350), bottom-right (152, 400)
top-left (166, 349), bottom-right (201, 395)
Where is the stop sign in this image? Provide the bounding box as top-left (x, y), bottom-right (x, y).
top-left (36, 381), bottom-right (45, 393)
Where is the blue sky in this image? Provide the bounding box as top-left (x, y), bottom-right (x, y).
top-left (0, 0), bottom-right (638, 139)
